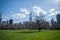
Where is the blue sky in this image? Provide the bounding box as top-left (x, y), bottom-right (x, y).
top-left (0, 0), bottom-right (60, 23)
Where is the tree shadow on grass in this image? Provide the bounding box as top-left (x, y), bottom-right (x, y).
top-left (14, 31), bottom-right (39, 34)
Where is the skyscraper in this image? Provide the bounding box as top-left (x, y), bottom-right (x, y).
top-left (51, 18), bottom-right (54, 25)
top-left (9, 19), bottom-right (13, 25)
top-left (29, 12), bottom-right (32, 22)
top-left (0, 11), bottom-right (2, 25)
top-left (56, 14), bottom-right (60, 24)
top-left (51, 18), bottom-right (57, 29)
top-left (55, 1), bottom-right (60, 29)
top-left (9, 19), bottom-right (13, 29)
top-left (56, 14), bottom-right (60, 29)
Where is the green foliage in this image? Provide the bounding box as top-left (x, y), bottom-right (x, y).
top-left (0, 30), bottom-right (60, 40)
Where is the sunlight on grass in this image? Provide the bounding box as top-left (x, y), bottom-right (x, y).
top-left (0, 30), bottom-right (60, 40)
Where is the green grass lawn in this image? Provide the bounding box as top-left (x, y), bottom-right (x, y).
top-left (0, 30), bottom-right (60, 40)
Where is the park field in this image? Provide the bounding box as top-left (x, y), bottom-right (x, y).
top-left (0, 30), bottom-right (60, 40)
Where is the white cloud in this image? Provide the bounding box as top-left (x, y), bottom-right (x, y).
top-left (55, 11), bottom-right (60, 14)
top-left (47, 8), bottom-right (60, 17)
top-left (33, 6), bottom-right (47, 16)
top-left (48, 13), bottom-right (55, 16)
top-left (49, 9), bottom-right (55, 12)
top-left (20, 8), bottom-right (30, 15)
top-left (12, 13), bottom-right (26, 19)
top-left (33, 6), bottom-right (41, 14)
top-left (11, 8), bottom-right (30, 19)
top-left (48, 9), bottom-right (56, 16)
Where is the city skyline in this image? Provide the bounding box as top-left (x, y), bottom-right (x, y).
top-left (0, 0), bottom-right (60, 23)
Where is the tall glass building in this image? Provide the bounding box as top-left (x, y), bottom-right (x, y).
top-left (56, 14), bottom-right (60, 24)
top-left (0, 11), bottom-right (2, 25)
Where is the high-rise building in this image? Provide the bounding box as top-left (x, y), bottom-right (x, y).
top-left (9, 19), bottom-right (13, 29)
top-left (29, 12), bottom-right (32, 22)
top-left (51, 18), bottom-right (54, 25)
top-left (56, 14), bottom-right (60, 29)
top-left (9, 19), bottom-right (13, 25)
top-left (56, 14), bottom-right (60, 24)
top-left (2, 21), bottom-right (6, 25)
top-left (0, 11), bottom-right (2, 25)
top-left (51, 18), bottom-right (57, 29)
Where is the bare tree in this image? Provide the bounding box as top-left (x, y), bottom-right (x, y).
top-left (35, 13), bottom-right (45, 32)
top-left (36, 20), bottom-right (41, 32)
